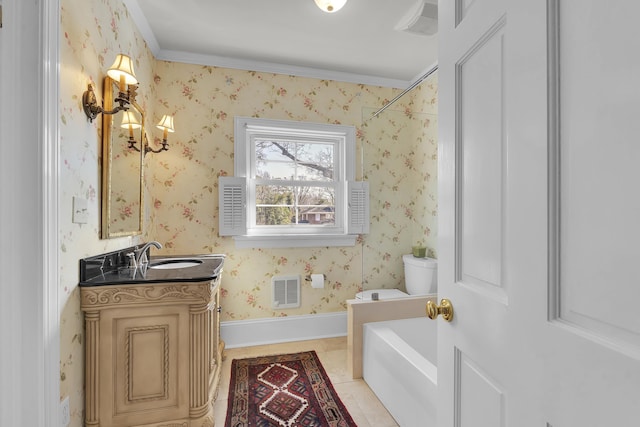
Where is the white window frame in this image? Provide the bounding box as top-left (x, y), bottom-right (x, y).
top-left (219, 117), bottom-right (368, 248)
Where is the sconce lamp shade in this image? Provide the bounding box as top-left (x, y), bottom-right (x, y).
top-left (314, 0), bottom-right (347, 13)
top-left (107, 54), bottom-right (138, 86)
top-left (156, 115), bottom-right (175, 133)
top-left (120, 111), bottom-right (141, 129)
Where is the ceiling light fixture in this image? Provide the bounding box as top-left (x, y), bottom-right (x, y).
top-left (314, 0), bottom-right (347, 13)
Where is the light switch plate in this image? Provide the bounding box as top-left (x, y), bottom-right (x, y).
top-left (72, 197), bottom-right (89, 224)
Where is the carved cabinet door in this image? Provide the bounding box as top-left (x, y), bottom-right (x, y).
top-left (101, 305), bottom-right (190, 426)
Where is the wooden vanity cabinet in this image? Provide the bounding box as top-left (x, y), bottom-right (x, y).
top-left (80, 278), bottom-right (223, 427)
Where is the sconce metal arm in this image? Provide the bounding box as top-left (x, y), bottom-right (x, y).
top-left (127, 136), bottom-right (141, 152)
top-left (82, 83), bottom-right (138, 122)
top-left (145, 138), bottom-right (169, 155)
top-left (128, 133), bottom-right (169, 155)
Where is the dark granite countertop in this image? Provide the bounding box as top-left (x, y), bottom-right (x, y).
top-left (79, 249), bottom-right (225, 287)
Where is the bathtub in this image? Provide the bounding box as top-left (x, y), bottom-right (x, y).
top-left (363, 317), bottom-right (437, 427)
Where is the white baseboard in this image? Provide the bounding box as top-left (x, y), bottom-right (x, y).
top-left (221, 312), bottom-right (348, 349)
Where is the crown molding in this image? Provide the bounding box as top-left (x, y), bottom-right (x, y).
top-left (123, 0), bottom-right (160, 53)
top-left (124, 0), bottom-right (411, 89)
top-left (156, 49), bottom-right (410, 89)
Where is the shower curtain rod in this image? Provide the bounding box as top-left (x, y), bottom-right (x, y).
top-left (371, 65), bottom-right (439, 119)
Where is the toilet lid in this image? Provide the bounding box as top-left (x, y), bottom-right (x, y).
top-left (355, 289), bottom-right (409, 300)
top-left (402, 253), bottom-right (437, 268)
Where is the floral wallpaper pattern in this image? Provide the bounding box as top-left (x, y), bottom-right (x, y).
top-left (60, 0), bottom-right (154, 425)
top-left (59, 0), bottom-right (437, 425)
top-left (147, 61), bottom-right (437, 319)
top-left (362, 102), bottom-right (438, 289)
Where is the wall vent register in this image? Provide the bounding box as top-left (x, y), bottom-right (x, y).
top-left (272, 275), bottom-right (301, 309)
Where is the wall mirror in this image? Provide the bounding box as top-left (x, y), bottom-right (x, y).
top-left (101, 76), bottom-right (144, 238)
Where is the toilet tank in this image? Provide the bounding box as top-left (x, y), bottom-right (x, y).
top-left (403, 254), bottom-right (437, 295)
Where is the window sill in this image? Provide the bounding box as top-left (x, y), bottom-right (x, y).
top-left (233, 234), bottom-right (358, 249)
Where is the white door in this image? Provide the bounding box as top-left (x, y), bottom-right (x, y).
top-left (437, 0), bottom-right (640, 426)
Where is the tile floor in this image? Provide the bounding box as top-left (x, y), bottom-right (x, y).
top-left (213, 336), bottom-right (400, 427)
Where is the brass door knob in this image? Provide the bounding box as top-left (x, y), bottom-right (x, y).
top-left (426, 298), bottom-right (454, 322)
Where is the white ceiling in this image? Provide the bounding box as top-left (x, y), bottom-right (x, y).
top-left (124, 0), bottom-right (438, 89)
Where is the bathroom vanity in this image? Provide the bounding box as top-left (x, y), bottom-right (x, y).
top-left (79, 248), bottom-right (225, 427)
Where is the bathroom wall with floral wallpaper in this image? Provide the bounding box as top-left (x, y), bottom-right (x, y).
top-left (59, 0), bottom-right (154, 424)
top-left (361, 97), bottom-right (438, 290)
top-left (59, 0), bottom-right (436, 425)
top-left (145, 61), bottom-right (437, 321)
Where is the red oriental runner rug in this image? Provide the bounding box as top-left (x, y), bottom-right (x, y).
top-left (224, 351), bottom-right (358, 427)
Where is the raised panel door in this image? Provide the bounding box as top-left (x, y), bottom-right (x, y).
top-left (101, 306), bottom-right (190, 426)
top-left (439, 0), bottom-right (640, 425)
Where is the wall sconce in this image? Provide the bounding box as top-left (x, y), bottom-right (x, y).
top-left (121, 111), bottom-right (142, 150)
top-left (125, 114), bottom-right (175, 155)
top-left (148, 115), bottom-right (175, 154)
top-left (314, 0), bottom-right (347, 13)
top-left (83, 54), bottom-right (138, 122)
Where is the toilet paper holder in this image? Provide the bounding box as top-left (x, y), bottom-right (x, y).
top-left (305, 274), bottom-right (326, 281)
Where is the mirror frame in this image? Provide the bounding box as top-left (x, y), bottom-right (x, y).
top-left (100, 76), bottom-right (144, 238)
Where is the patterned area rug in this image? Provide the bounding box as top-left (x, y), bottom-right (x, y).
top-left (224, 351), bottom-right (357, 427)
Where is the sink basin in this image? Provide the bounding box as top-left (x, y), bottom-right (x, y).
top-left (149, 259), bottom-right (204, 269)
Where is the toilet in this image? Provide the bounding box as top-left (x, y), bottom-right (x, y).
top-left (356, 254), bottom-right (437, 300)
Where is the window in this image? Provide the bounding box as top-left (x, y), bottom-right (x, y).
top-left (219, 117), bottom-right (369, 248)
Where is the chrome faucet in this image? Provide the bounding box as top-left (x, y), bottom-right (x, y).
top-left (135, 241), bottom-right (162, 266)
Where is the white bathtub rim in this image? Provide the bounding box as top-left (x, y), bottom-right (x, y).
top-left (364, 324), bottom-right (438, 385)
top-left (363, 317), bottom-right (438, 426)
